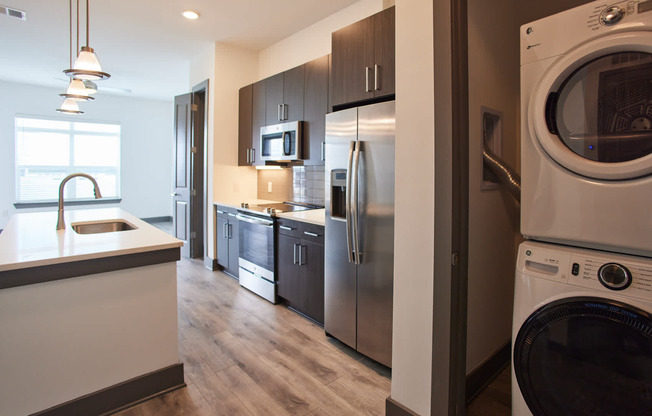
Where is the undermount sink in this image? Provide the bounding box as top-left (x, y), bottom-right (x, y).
top-left (71, 219), bottom-right (138, 234)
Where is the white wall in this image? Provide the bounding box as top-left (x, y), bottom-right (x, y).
top-left (391, 0), bottom-right (435, 414)
top-left (0, 80), bottom-right (173, 229)
top-left (257, 0), bottom-right (383, 78)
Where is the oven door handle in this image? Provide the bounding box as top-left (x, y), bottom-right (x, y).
top-left (235, 214), bottom-right (274, 227)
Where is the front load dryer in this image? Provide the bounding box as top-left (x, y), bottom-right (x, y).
top-left (512, 241), bottom-right (652, 416)
top-left (520, 1), bottom-right (652, 256)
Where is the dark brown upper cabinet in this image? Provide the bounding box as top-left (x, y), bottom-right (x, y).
top-left (238, 84), bottom-right (253, 166)
top-left (303, 55), bottom-right (329, 166)
top-left (266, 65), bottom-right (304, 125)
top-left (330, 6), bottom-right (395, 109)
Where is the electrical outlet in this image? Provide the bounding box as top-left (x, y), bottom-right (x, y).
top-left (268, 181), bottom-right (273, 193)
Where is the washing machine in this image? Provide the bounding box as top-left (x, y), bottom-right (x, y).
top-left (512, 241), bottom-right (652, 416)
top-left (521, 1), bottom-right (652, 256)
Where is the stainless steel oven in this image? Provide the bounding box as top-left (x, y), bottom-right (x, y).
top-left (236, 211), bottom-right (276, 303)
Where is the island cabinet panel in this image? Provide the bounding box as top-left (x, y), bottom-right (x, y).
top-left (330, 6), bottom-right (395, 109)
top-left (277, 218), bottom-right (325, 324)
top-left (238, 85), bottom-right (253, 166)
top-left (215, 205), bottom-right (239, 278)
top-left (303, 55), bottom-right (329, 166)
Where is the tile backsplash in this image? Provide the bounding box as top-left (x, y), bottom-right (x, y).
top-left (257, 166), bottom-right (325, 207)
top-left (291, 166), bottom-right (325, 206)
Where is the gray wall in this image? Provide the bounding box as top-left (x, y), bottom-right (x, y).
top-left (0, 80), bottom-right (173, 228)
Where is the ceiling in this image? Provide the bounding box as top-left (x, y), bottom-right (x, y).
top-left (0, 0), bottom-right (360, 101)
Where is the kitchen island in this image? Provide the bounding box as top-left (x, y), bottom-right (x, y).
top-left (0, 208), bottom-right (184, 416)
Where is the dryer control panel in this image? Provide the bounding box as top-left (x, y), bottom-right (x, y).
top-left (518, 241), bottom-right (652, 302)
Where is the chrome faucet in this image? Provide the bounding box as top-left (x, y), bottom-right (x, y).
top-left (56, 173), bottom-right (103, 230)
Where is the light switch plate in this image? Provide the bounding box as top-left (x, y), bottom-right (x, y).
top-left (267, 182), bottom-right (272, 193)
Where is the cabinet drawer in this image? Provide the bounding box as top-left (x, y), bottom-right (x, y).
top-left (300, 223), bottom-right (324, 245)
top-left (277, 219), bottom-right (303, 238)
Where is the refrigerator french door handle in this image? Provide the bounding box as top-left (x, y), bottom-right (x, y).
top-left (346, 141), bottom-right (356, 263)
top-left (352, 141), bottom-right (362, 265)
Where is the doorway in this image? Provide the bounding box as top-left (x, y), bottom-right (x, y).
top-left (173, 80), bottom-right (208, 259)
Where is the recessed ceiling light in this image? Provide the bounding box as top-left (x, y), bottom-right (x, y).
top-left (182, 10), bottom-right (199, 20)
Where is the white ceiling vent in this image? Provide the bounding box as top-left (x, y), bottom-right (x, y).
top-left (0, 5), bottom-right (26, 21)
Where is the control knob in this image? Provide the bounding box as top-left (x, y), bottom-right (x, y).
top-left (598, 262), bottom-right (632, 290)
top-left (600, 6), bottom-right (625, 26)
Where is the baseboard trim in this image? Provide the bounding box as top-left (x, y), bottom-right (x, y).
top-left (465, 341), bottom-right (511, 404)
top-left (386, 396), bottom-right (420, 416)
top-left (204, 256), bottom-right (217, 270)
top-left (31, 363), bottom-right (185, 416)
top-left (142, 216), bottom-right (173, 224)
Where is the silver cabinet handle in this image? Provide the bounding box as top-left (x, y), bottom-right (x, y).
top-left (279, 225), bottom-right (294, 231)
top-left (304, 231), bottom-right (319, 237)
top-left (293, 243), bottom-right (298, 265)
top-left (278, 104), bottom-right (282, 121)
top-left (223, 223), bottom-right (228, 239)
top-left (365, 67), bottom-right (371, 92)
top-left (374, 64), bottom-right (379, 91)
top-left (298, 245), bottom-right (305, 266)
top-left (283, 104), bottom-right (288, 121)
top-left (246, 148), bottom-right (251, 164)
top-left (228, 223), bottom-right (232, 239)
top-left (251, 148), bottom-right (255, 163)
top-left (321, 141), bottom-right (325, 161)
top-left (216, 209), bottom-right (225, 214)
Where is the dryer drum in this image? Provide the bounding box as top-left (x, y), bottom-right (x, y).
top-left (549, 52), bottom-right (652, 164)
top-left (514, 296), bottom-right (652, 416)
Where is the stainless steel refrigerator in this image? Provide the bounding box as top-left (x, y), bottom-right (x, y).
top-left (324, 100), bottom-right (395, 368)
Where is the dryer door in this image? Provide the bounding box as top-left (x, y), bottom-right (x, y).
top-left (529, 31), bottom-right (652, 180)
top-left (513, 297), bottom-right (652, 416)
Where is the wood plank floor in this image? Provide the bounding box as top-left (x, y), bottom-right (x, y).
top-left (115, 258), bottom-right (391, 416)
top-left (115, 252), bottom-right (511, 416)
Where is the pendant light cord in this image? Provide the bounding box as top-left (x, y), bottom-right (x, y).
top-left (76, 0), bottom-right (79, 53)
top-left (69, 0), bottom-right (72, 68)
top-left (86, 0), bottom-right (89, 47)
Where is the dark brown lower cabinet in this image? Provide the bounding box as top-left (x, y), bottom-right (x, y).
top-left (216, 205), bottom-right (239, 278)
top-left (277, 219), bottom-right (324, 324)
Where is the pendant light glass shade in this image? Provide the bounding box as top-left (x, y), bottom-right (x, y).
top-left (56, 98), bottom-right (84, 114)
top-left (60, 78), bottom-right (94, 101)
top-left (64, 46), bottom-right (110, 80)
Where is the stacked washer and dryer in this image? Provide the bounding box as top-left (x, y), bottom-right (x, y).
top-left (514, 1), bottom-right (652, 415)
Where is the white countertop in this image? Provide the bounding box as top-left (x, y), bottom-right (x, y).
top-left (0, 208), bottom-right (182, 272)
top-left (276, 209), bottom-right (325, 226)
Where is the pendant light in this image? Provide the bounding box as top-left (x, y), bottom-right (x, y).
top-left (63, 0), bottom-right (110, 81)
top-left (56, 98), bottom-right (84, 115)
top-left (57, 0), bottom-right (90, 113)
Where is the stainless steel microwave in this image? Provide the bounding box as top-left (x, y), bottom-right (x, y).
top-left (260, 121), bottom-right (302, 162)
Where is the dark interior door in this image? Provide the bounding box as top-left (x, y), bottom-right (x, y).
top-left (173, 93), bottom-right (192, 258)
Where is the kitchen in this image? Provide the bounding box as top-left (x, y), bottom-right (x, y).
top-left (0, 0), bottom-right (609, 415)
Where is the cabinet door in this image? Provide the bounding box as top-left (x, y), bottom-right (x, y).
top-left (278, 234), bottom-right (301, 305)
top-left (227, 214), bottom-right (239, 277)
top-left (373, 6), bottom-right (395, 98)
top-left (216, 215), bottom-right (229, 268)
top-left (283, 65), bottom-right (304, 123)
top-left (300, 240), bottom-right (324, 324)
top-left (303, 55), bottom-right (329, 166)
top-left (330, 15), bottom-right (375, 108)
top-left (265, 73), bottom-right (284, 125)
top-left (251, 80), bottom-right (266, 166)
top-left (238, 85), bottom-right (253, 166)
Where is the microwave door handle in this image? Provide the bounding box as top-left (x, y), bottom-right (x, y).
top-left (352, 141), bottom-right (362, 265)
top-left (346, 141), bottom-right (356, 263)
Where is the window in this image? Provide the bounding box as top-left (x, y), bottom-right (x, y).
top-left (15, 116), bottom-right (121, 204)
